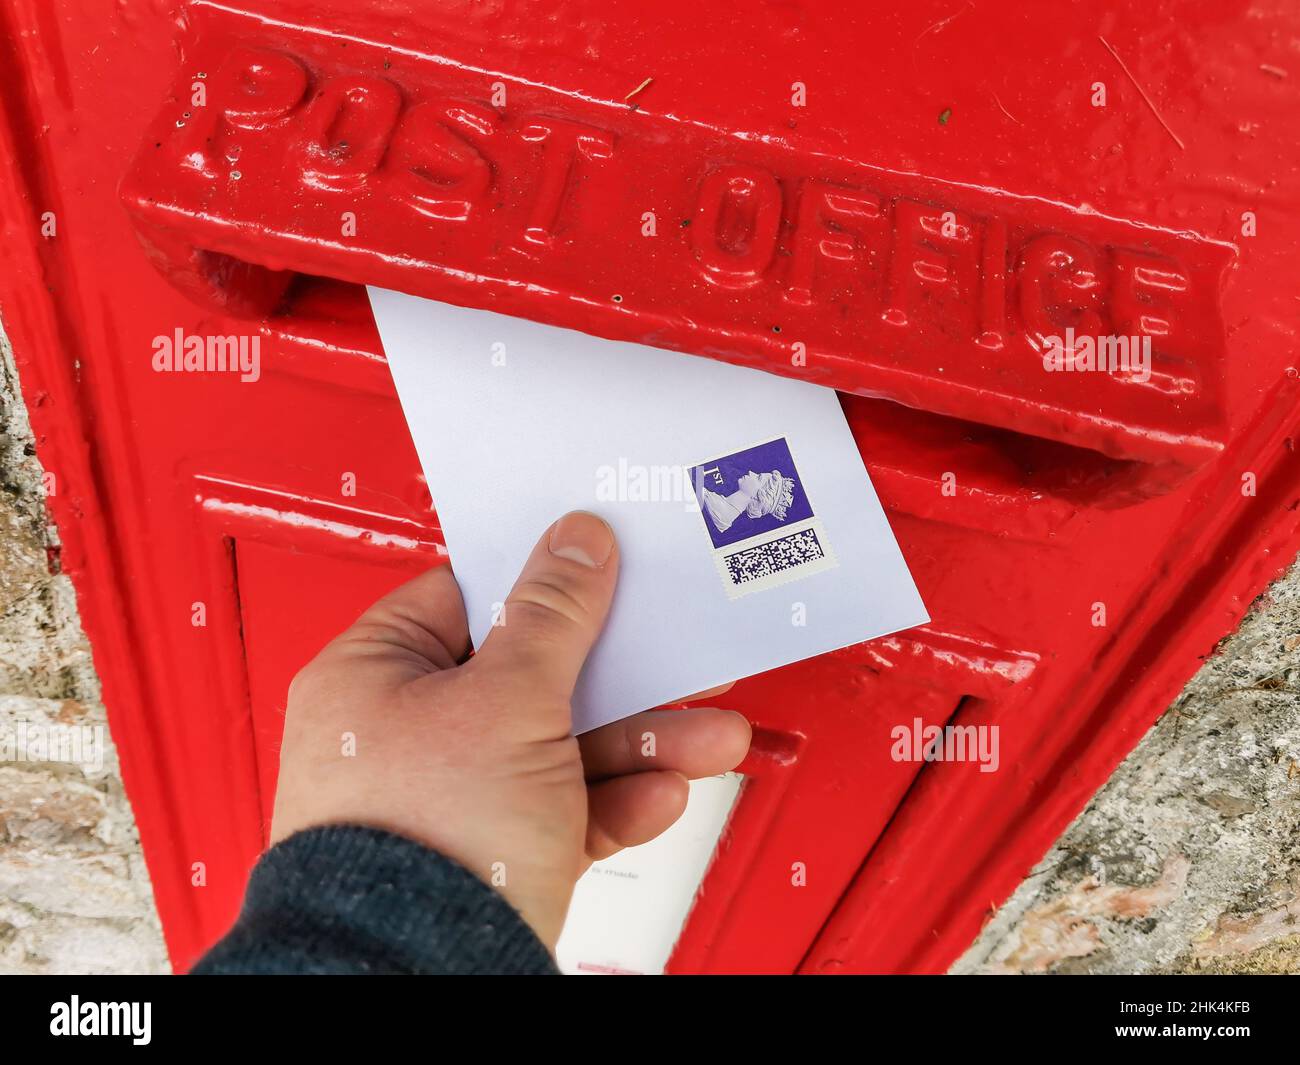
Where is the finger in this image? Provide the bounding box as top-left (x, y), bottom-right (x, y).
top-left (668, 681), bottom-right (736, 704)
top-left (474, 512), bottom-right (618, 700)
top-left (585, 771), bottom-right (689, 862)
top-left (579, 708), bottom-right (751, 781)
top-left (316, 562), bottom-right (470, 675)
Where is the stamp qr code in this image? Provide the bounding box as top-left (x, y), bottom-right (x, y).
top-left (688, 436), bottom-right (838, 598)
top-left (723, 527), bottom-right (825, 586)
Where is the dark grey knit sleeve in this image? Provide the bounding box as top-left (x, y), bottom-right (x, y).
top-left (191, 825), bottom-right (559, 975)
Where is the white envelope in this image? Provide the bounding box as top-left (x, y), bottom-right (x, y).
top-left (370, 287), bottom-right (928, 734)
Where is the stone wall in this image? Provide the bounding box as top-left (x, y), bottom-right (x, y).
top-left (956, 561), bottom-right (1300, 974)
top-left (0, 327), bottom-right (167, 974)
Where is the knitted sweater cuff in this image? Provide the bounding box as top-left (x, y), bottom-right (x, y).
top-left (192, 825), bottom-right (559, 975)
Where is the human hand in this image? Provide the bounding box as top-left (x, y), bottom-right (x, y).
top-left (270, 511), bottom-right (752, 949)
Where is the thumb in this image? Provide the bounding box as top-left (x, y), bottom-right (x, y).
top-left (473, 511), bottom-right (619, 705)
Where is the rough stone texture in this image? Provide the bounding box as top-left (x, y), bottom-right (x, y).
top-left (955, 559), bottom-right (1300, 975)
top-left (0, 326), bottom-right (168, 974)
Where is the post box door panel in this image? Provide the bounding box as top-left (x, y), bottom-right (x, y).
top-left (1, 0), bottom-right (1298, 974)
top-left (184, 427), bottom-right (1035, 971)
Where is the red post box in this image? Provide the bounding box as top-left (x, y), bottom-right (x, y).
top-left (1, 0), bottom-right (1297, 973)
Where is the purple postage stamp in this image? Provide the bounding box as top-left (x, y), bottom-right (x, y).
top-left (688, 436), bottom-right (838, 598)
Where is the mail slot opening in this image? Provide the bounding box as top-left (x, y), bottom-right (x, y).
top-left (843, 395), bottom-right (1165, 521)
top-left (264, 273), bottom-right (1175, 525)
